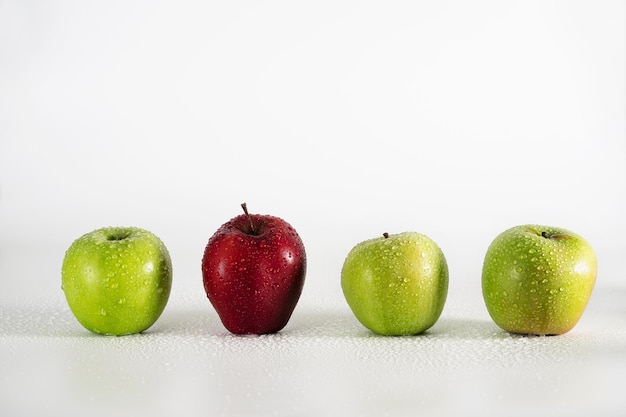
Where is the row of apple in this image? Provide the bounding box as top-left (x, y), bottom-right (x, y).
top-left (61, 203), bottom-right (597, 337)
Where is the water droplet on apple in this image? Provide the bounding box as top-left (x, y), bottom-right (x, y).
top-left (118, 298), bottom-right (126, 304)
top-left (502, 291), bottom-right (508, 297)
top-left (143, 262), bottom-right (154, 273)
top-left (100, 309), bottom-right (107, 316)
top-left (541, 279), bottom-right (548, 284)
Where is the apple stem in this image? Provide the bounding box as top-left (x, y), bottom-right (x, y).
top-left (241, 202), bottom-right (256, 234)
top-left (383, 232), bottom-right (389, 239)
top-left (542, 231), bottom-right (568, 240)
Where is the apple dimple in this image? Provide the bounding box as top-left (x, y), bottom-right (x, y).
top-left (107, 233), bottom-right (129, 241)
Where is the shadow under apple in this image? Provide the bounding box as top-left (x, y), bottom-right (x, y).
top-left (283, 306), bottom-right (501, 340)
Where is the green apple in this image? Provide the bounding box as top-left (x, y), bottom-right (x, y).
top-left (482, 224), bottom-right (597, 335)
top-left (341, 232), bottom-right (449, 336)
top-left (61, 227), bottom-right (172, 336)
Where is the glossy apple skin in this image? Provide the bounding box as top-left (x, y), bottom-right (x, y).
top-left (202, 213), bottom-right (306, 335)
top-left (61, 227), bottom-right (172, 336)
top-left (482, 225), bottom-right (597, 335)
top-left (341, 232), bottom-right (449, 336)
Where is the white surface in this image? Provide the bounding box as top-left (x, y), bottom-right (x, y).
top-left (1, 1), bottom-right (625, 416)
top-left (1, 247), bottom-right (626, 417)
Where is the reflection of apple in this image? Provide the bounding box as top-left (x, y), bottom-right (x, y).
top-left (61, 227), bottom-right (172, 336)
top-left (341, 232), bottom-right (449, 336)
top-left (202, 203), bottom-right (307, 335)
top-left (482, 225), bottom-right (597, 335)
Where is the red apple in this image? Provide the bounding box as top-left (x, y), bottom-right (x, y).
top-left (201, 203), bottom-right (307, 334)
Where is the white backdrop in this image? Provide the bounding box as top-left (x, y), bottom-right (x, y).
top-left (1, 3), bottom-right (626, 417)
top-left (1, 1), bottom-right (624, 292)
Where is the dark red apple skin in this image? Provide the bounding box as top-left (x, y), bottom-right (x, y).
top-left (201, 213), bottom-right (306, 335)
